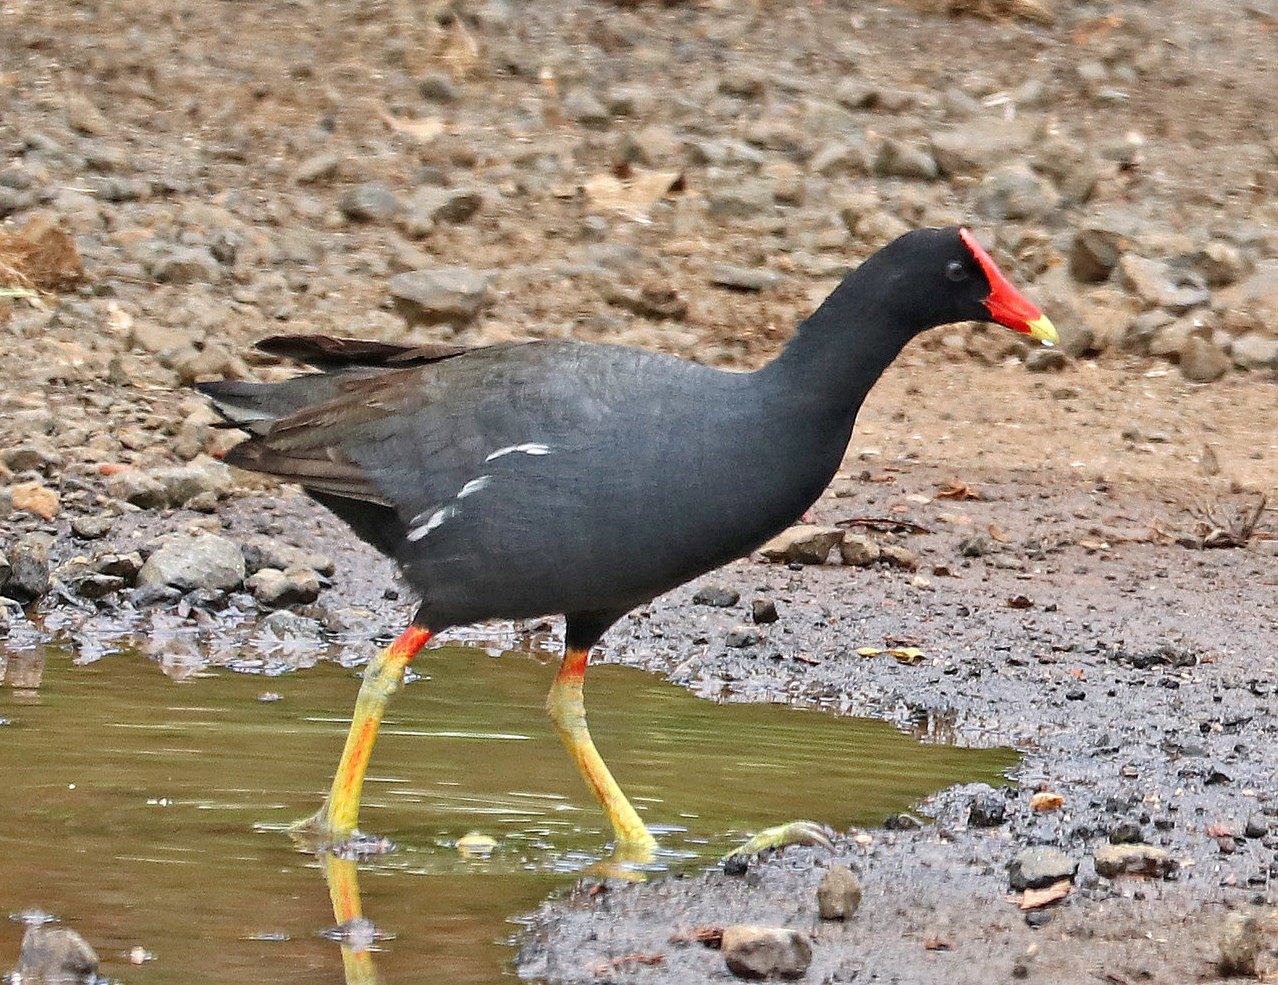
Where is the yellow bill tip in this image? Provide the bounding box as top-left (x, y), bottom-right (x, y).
top-left (1027, 314), bottom-right (1059, 346)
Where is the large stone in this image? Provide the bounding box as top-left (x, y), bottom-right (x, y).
top-left (137, 533), bottom-right (245, 593)
top-left (1179, 336), bottom-right (1230, 382)
top-left (1230, 333), bottom-right (1278, 369)
top-left (240, 535), bottom-right (335, 576)
top-left (1118, 254), bottom-right (1210, 313)
top-left (1007, 846), bottom-right (1078, 890)
top-left (1093, 843), bottom-right (1176, 879)
top-left (390, 268), bottom-right (490, 326)
top-left (932, 118), bottom-right (1037, 177)
top-left (339, 182), bottom-right (401, 222)
top-left (402, 186), bottom-right (482, 228)
top-left (974, 165), bottom-right (1060, 222)
top-left (838, 534), bottom-right (881, 567)
top-left (4, 533), bottom-right (52, 602)
top-left (759, 525), bottom-right (843, 565)
top-left (104, 468), bottom-right (168, 509)
top-left (247, 566), bottom-right (321, 608)
top-left (816, 865), bottom-right (862, 921)
top-left (151, 458), bottom-right (234, 507)
top-left (17, 924), bottom-right (99, 984)
top-left (721, 925), bottom-right (812, 980)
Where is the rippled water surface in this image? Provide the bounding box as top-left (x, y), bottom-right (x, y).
top-left (2, 639), bottom-right (1016, 983)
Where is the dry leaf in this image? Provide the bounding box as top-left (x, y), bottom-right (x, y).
top-left (1019, 879), bottom-right (1072, 909)
top-left (987, 524), bottom-right (1009, 542)
top-left (11, 481), bottom-right (59, 519)
top-left (583, 168), bottom-right (683, 218)
top-left (937, 481), bottom-right (983, 501)
top-left (380, 109), bottom-right (445, 144)
top-left (1030, 791), bottom-right (1064, 812)
top-left (924, 937), bottom-right (954, 950)
top-left (0, 214), bottom-right (85, 291)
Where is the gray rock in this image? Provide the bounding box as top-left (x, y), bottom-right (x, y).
top-left (390, 268), bottom-right (490, 326)
top-left (759, 525), bottom-right (843, 565)
top-left (710, 264), bottom-right (784, 292)
top-left (256, 609), bottom-right (324, 641)
top-left (418, 72), bottom-right (461, 103)
top-left (718, 68), bottom-right (768, 100)
top-left (402, 186), bottom-right (482, 227)
top-left (751, 598), bottom-right (779, 624)
top-left (706, 182), bottom-right (775, 220)
top-left (3, 443), bottom-right (63, 475)
top-left (77, 573), bottom-right (125, 599)
top-left (71, 514), bottom-right (115, 539)
top-left (1219, 911), bottom-right (1261, 977)
top-left (875, 139), bottom-right (938, 181)
top-left (148, 245), bottom-right (223, 284)
top-left (809, 138), bottom-right (872, 178)
top-left (561, 88), bottom-right (609, 128)
top-left (17, 924), bottom-right (99, 985)
top-left (974, 165), bottom-right (1060, 222)
top-left (1025, 347), bottom-right (1070, 372)
top-left (625, 125), bottom-right (683, 168)
top-left (1007, 846), bottom-right (1078, 890)
top-left (151, 459), bottom-right (233, 507)
top-left (721, 925), bottom-right (812, 981)
top-left (838, 535), bottom-right (881, 567)
top-left (137, 533), bottom-right (245, 593)
top-left (247, 566), bottom-right (321, 608)
top-left (104, 468), bottom-right (168, 509)
top-left (1070, 224), bottom-right (1130, 283)
top-left (240, 536), bottom-right (335, 577)
top-left (1092, 843), bottom-right (1175, 879)
top-left (1121, 309), bottom-right (1175, 354)
top-left (1200, 241), bottom-right (1249, 286)
top-left (693, 586), bottom-right (740, 607)
top-left (4, 533), bottom-right (52, 602)
top-left (725, 625), bottom-right (761, 649)
top-left (1118, 255), bottom-right (1210, 313)
top-left (294, 152), bottom-right (343, 184)
top-left (816, 865), bottom-right (862, 921)
top-left (1230, 333), bottom-right (1278, 369)
top-left (969, 789), bottom-right (1006, 827)
top-left (931, 118), bottom-right (1037, 177)
top-left (878, 544), bottom-right (917, 570)
top-left (94, 551), bottom-right (142, 582)
top-left (1244, 814), bottom-right (1269, 839)
top-left (1179, 336), bottom-right (1230, 383)
top-left (340, 182), bottom-right (401, 222)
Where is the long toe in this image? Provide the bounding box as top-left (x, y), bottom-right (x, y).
top-left (725, 820), bottom-right (836, 860)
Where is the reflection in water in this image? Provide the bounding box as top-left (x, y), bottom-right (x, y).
top-left (2, 642), bottom-right (1016, 984)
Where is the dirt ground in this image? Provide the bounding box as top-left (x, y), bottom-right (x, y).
top-left (3, 0), bottom-right (1278, 982)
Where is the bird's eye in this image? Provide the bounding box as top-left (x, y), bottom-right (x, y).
top-left (945, 260), bottom-right (968, 282)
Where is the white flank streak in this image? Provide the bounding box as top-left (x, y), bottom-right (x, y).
top-left (456, 475), bottom-right (492, 499)
top-left (485, 442), bottom-right (551, 462)
top-left (406, 504), bottom-right (457, 542)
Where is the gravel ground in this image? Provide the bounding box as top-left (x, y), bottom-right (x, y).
top-left (3, 0), bottom-right (1278, 981)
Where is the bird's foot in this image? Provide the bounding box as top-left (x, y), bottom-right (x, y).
top-left (723, 820), bottom-right (835, 861)
top-left (288, 810), bottom-right (395, 858)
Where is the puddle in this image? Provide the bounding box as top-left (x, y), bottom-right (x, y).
top-left (1, 638), bottom-right (1016, 983)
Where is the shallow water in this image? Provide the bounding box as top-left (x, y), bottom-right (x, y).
top-left (1, 640), bottom-right (1016, 983)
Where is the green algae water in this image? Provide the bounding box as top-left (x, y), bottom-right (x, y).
top-left (1, 642), bottom-right (1015, 984)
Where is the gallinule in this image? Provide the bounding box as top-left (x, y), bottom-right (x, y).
top-left (200, 226), bottom-right (1055, 858)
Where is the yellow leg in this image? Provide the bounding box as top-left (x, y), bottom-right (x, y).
top-left (293, 626), bottom-right (432, 844)
top-left (321, 853), bottom-right (382, 985)
top-left (547, 646), bottom-right (657, 857)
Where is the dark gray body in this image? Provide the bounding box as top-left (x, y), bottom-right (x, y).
top-left (201, 227), bottom-right (1005, 646)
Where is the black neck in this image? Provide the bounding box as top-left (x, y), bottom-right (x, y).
top-left (756, 251), bottom-right (931, 427)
